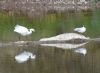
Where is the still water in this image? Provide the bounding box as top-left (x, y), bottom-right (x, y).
top-left (0, 9), bottom-right (100, 73)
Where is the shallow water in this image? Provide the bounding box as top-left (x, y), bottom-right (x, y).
top-left (0, 9), bottom-right (100, 73)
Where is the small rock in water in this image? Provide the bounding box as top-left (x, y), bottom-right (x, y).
top-left (40, 33), bottom-right (89, 41)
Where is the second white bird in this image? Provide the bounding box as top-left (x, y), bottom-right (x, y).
top-left (74, 25), bottom-right (86, 33)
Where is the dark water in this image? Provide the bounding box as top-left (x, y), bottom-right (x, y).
top-left (0, 9), bottom-right (100, 73)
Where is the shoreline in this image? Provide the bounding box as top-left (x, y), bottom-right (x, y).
top-left (0, 0), bottom-right (95, 17)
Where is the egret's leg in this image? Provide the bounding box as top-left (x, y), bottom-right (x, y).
top-left (25, 36), bottom-right (27, 41)
top-left (18, 35), bottom-right (21, 41)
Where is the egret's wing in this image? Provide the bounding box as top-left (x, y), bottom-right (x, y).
top-left (14, 24), bottom-right (28, 33)
top-left (14, 24), bottom-right (20, 28)
top-left (74, 27), bottom-right (86, 33)
top-left (74, 28), bottom-right (80, 31)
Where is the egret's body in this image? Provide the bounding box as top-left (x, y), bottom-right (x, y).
top-left (74, 25), bottom-right (86, 33)
top-left (15, 51), bottom-right (36, 63)
top-left (14, 24), bottom-right (35, 36)
top-left (74, 48), bottom-right (87, 55)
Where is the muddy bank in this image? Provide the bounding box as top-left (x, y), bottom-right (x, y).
top-left (0, 0), bottom-right (94, 17)
top-left (96, 1), bottom-right (100, 8)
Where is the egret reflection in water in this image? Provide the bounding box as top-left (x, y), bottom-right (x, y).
top-left (74, 48), bottom-right (87, 55)
top-left (15, 51), bottom-right (36, 63)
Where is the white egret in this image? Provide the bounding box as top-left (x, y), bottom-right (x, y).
top-left (14, 24), bottom-right (35, 36)
top-left (74, 48), bottom-right (87, 55)
top-left (74, 25), bottom-right (86, 33)
top-left (15, 51), bottom-right (36, 63)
